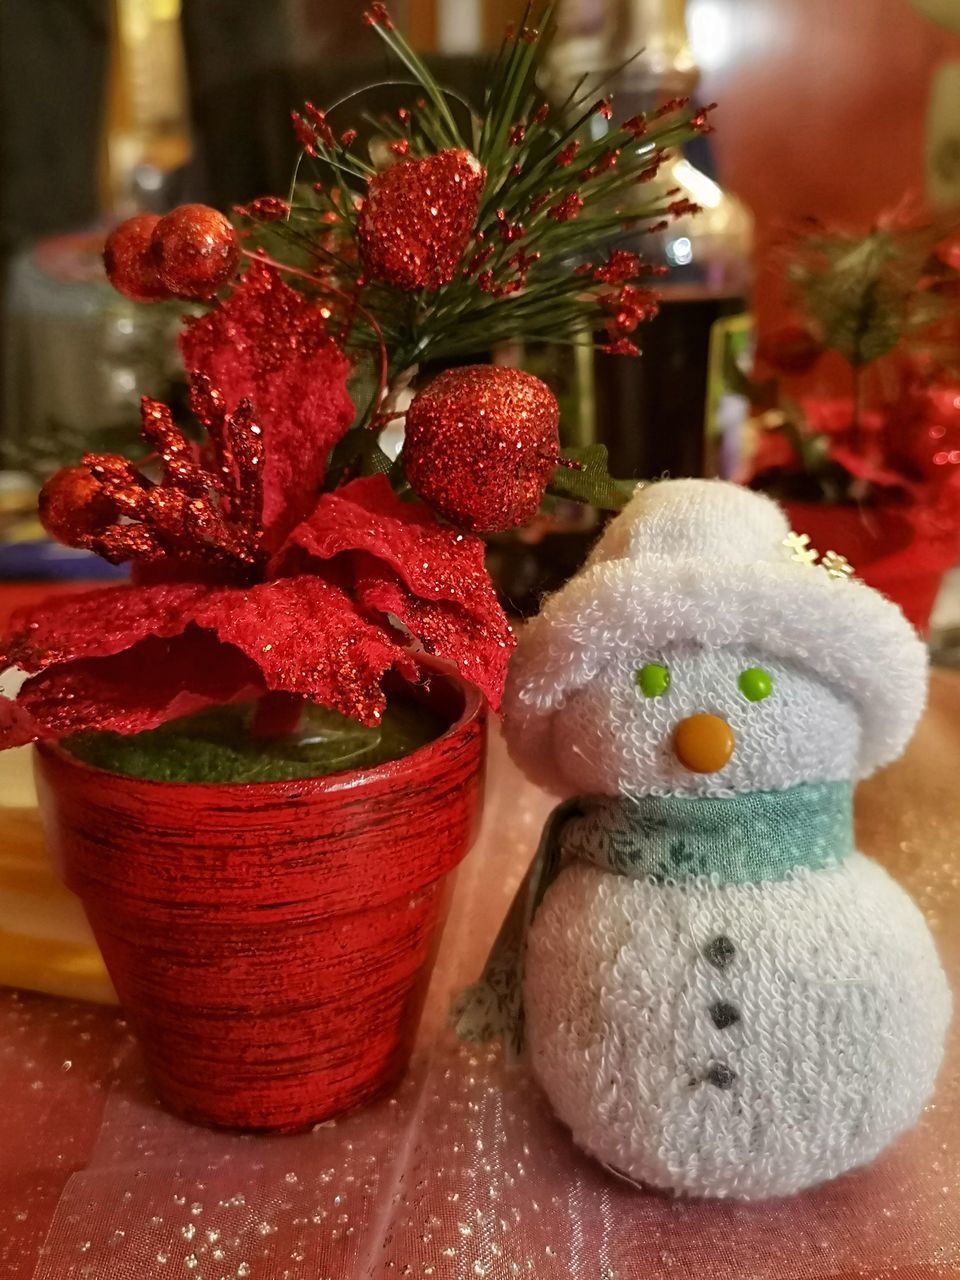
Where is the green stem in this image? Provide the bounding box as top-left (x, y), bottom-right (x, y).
top-left (849, 362), bottom-right (872, 504)
top-left (851, 362), bottom-right (863, 456)
top-left (382, 363), bottom-right (418, 406)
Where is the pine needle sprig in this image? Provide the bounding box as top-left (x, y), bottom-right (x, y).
top-left (359, 5), bottom-right (464, 147)
top-left (478, 2), bottom-right (555, 170)
top-left (237, 1), bottom-right (711, 441)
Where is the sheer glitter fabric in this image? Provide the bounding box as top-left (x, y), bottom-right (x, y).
top-left (1, 673), bottom-right (959, 1279)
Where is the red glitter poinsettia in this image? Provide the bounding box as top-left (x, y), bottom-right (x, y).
top-left (0, 272), bottom-right (513, 748)
top-left (179, 261), bottom-right (356, 545)
top-left (0, 462), bottom-right (512, 745)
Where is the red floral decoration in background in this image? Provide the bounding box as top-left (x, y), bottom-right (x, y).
top-left (749, 380), bottom-right (960, 506)
top-left (746, 215), bottom-right (960, 522)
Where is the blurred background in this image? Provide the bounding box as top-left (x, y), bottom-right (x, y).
top-left (2, 0), bottom-right (960, 637)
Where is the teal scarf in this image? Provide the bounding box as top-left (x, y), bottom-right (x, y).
top-left (453, 781), bottom-right (852, 1058)
top-left (557, 781), bottom-right (852, 886)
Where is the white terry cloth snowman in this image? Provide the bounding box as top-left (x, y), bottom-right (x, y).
top-left (456, 478), bottom-right (951, 1200)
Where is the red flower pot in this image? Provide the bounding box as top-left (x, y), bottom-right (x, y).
top-left (784, 500), bottom-right (958, 635)
top-left (34, 669), bottom-right (485, 1132)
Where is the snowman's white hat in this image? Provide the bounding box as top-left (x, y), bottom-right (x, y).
top-left (504, 478), bottom-right (927, 778)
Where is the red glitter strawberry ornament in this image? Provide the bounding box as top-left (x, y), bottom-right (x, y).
top-left (403, 365), bottom-right (560, 532)
top-left (357, 149), bottom-right (485, 292)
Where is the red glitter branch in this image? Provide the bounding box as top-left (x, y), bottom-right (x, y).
top-left (363, 3), bottom-right (394, 29)
top-left (189, 375), bottom-right (265, 536)
top-left (82, 389), bottom-right (267, 577)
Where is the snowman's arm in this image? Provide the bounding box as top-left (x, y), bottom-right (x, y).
top-left (558, 808), bottom-right (607, 863)
top-left (558, 799), bottom-right (645, 878)
top-left (451, 797), bottom-right (586, 1059)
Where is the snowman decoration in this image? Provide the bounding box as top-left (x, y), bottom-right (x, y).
top-left (460, 479), bottom-right (951, 1200)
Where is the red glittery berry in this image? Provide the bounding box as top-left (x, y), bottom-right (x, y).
top-left (548, 192), bottom-right (583, 223)
top-left (357, 149), bottom-right (485, 292)
top-left (756, 324), bottom-right (824, 376)
top-left (152, 204), bottom-right (240, 300)
top-left (38, 466), bottom-right (118, 548)
top-left (403, 365), bottom-right (560, 532)
top-left (237, 195), bottom-right (290, 222)
top-left (103, 215), bottom-right (169, 303)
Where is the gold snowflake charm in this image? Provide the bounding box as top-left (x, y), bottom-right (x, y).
top-left (820, 549), bottom-right (855, 580)
top-left (782, 531), bottom-right (820, 567)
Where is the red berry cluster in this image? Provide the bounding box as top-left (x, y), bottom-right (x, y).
top-left (104, 205), bottom-right (240, 303)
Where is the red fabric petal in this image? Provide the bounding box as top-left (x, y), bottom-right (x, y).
top-left (191, 576), bottom-right (414, 724)
top-left (2, 583), bottom-right (210, 673)
top-left (276, 475), bottom-right (515, 707)
top-left (179, 263), bottom-right (355, 545)
top-left (0, 697), bottom-right (44, 749)
top-left (277, 475), bottom-right (484, 597)
top-left (353, 566), bottom-right (511, 711)
top-left (828, 444), bottom-right (920, 497)
top-left (4, 630), bottom-right (263, 747)
top-left (0, 575), bottom-right (417, 744)
top-left (801, 397), bottom-right (884, 438)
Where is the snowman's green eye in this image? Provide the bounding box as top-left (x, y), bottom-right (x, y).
top-left (739, 667), bottom-right (773, 702)
top-left (635, 662), bottom-right (670, 697)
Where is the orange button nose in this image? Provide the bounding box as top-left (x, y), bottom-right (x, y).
top-left (673, 714), bottom-right (735, 774)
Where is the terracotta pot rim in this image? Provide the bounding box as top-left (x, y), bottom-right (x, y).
top-left (35, 658), bottom-right (486, 798)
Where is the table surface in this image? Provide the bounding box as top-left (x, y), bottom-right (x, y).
top-left (0, 671), bottom-right (958, 1280)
